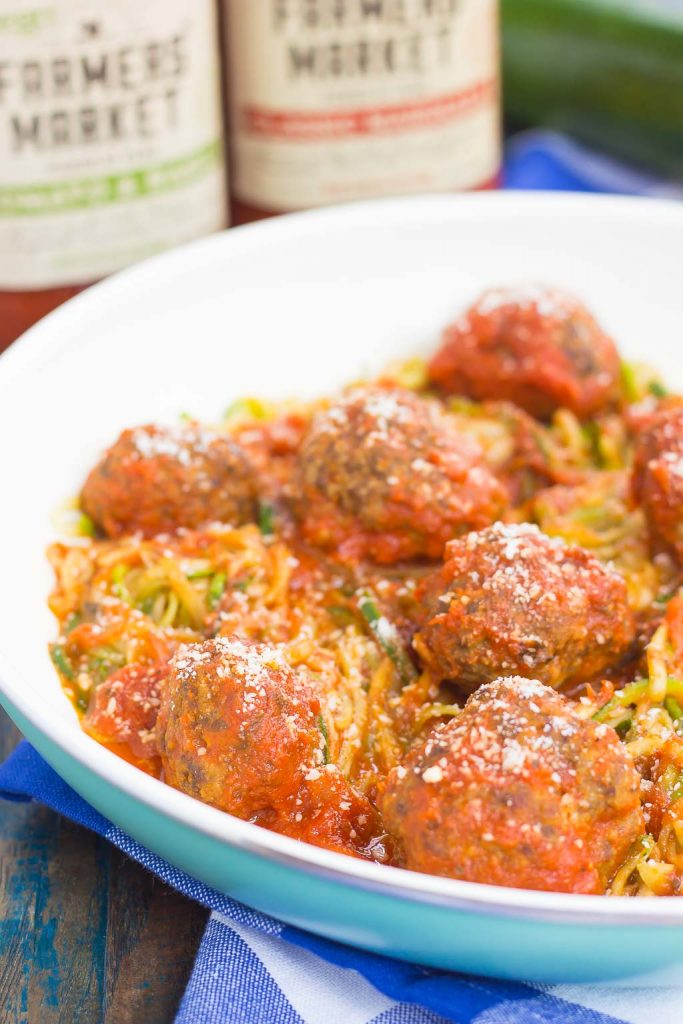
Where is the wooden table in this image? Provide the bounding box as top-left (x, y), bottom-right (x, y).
top-left (0, 708), bottom-right (208, 1024)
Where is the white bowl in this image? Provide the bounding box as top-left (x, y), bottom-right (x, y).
top-left (1, 193), bottom-right (683, 983)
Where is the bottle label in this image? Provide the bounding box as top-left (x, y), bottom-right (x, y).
top-left (227, 0), bottom-right (500, 211)
top-left (0, 0), bottom-right (227, 289)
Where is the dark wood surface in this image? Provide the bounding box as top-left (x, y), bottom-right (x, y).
top-left (0, 708), bottom-right (208, 1024)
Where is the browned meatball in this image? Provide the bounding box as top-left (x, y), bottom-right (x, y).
top-left (381, 676), bottom-right (643, 893)
top-left (429, 287), bottom-right (621, 420)
top-left (156, 636), bottom-right (384, 858)
top-left (632, 406), bottom-right (683, 562)
top-left (414, 522), bottom-right (635, 691)
top-left (82, 423), bottom-right (257, 538)
top-left (83, 661), bottom-right (167, 765)
top-left (294, 386), bottom-right (507, 564)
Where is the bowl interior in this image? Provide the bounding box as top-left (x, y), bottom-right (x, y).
top-left (0, 191), bottom-right (682, 915)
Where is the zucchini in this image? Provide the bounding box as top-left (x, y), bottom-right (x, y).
top-left (501, 0), bottom-right (683, 179)
top-left (356, 593), bottom-right (417, 685)
top-left (258, 501), bottom-right (275, 536)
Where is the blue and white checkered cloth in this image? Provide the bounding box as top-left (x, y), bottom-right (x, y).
top-left (2, 132), bottom-right (682, 1024)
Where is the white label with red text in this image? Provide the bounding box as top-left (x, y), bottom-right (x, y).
top-left (0, 0), bottom-right (227, 289)
top-left (227, 0), bottom-right (500, 210)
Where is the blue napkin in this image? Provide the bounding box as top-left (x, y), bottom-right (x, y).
top-left (3, 132), bottom-right (683, 1024)
top-left (504, 130), bottom-right (683, 199)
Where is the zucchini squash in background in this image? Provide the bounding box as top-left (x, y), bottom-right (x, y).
top-left (501, 0), bottom-right (683, 180)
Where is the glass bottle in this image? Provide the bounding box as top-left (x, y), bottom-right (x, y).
top-left (225, 0), bottom-right (501, 224)
top-left (0, 0), bottom-right (229, 351)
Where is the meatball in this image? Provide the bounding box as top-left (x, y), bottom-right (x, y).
top-left (381, 676), bottom-right (644, 893)
top-left (414, 522), bottom-right (635, 692)
top-left (82, 424), bottom-right (256, 538)
top-left (294, 386), bottom-right (507, 563)
top-left (83, 661), bottom-right (167, 764)
top-left (632, 406), bottom-right (683, 561)
top-left (429, 287), bottom-right (620, 420)
top-left (637, 734), bottom-right (683, 841)
top-left (156, 636), bottom-right (383, 858)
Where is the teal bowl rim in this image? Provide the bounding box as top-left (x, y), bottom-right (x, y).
top-left (2, 192), bottom-right (683, 931)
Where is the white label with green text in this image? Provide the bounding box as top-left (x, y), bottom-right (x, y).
top-left (0, 0), bottom-right (226, 288)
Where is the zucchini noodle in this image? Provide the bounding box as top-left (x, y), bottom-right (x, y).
top-left (49, 516), bottom-right (454, 796)
top-left (47, 354), bottom-right (682, 895)
top-left (584, 603), bottom-right (683, 896)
